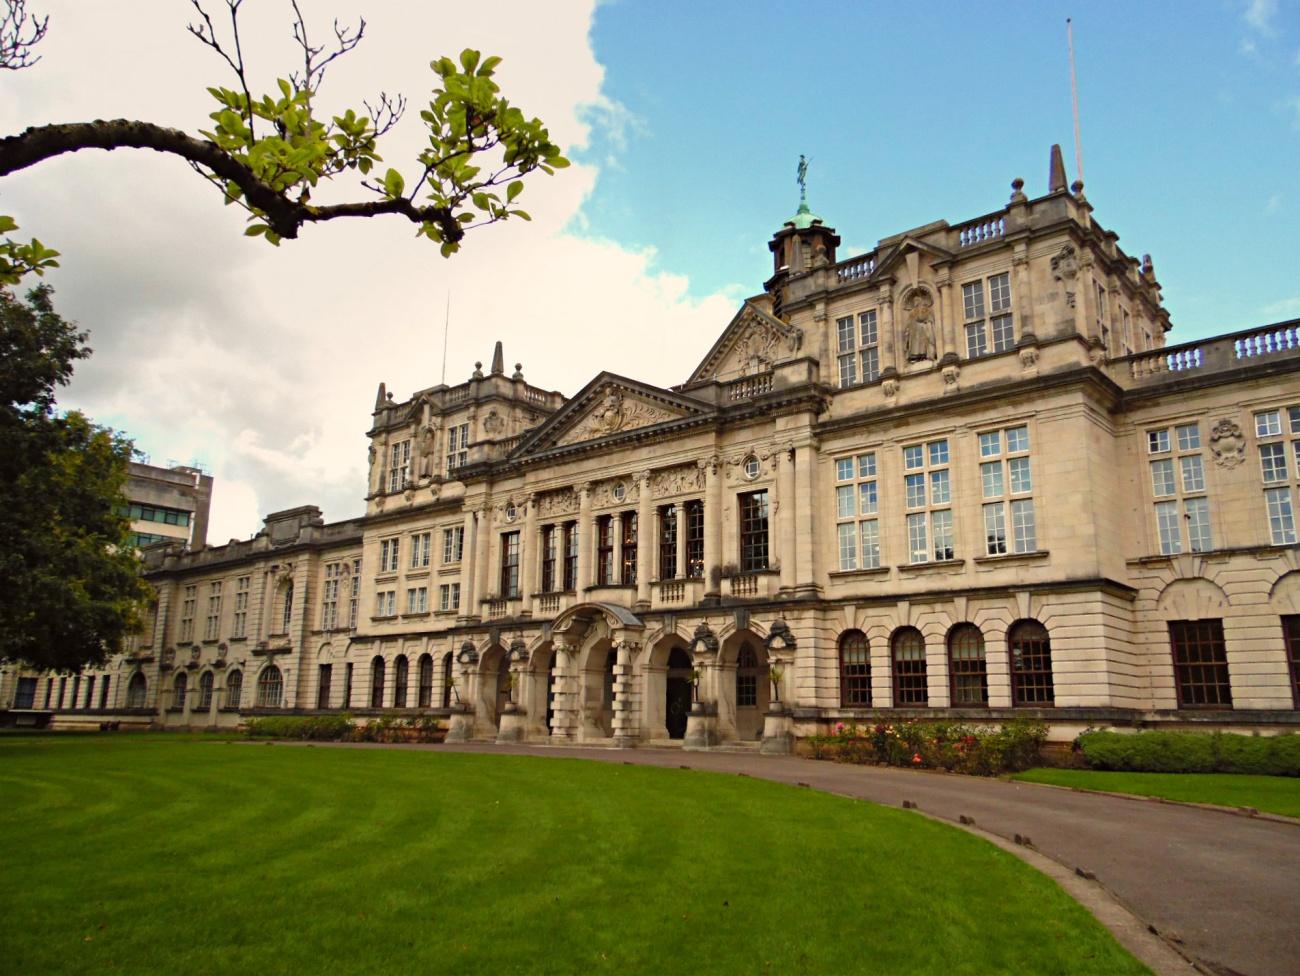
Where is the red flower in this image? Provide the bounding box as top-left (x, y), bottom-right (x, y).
top-left (912, 753), bottom-right (923, 765)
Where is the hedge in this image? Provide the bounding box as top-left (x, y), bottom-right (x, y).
top-left (1077, 730), bottom-right (1300, 777)
top-left (807, 719), bottom-right (1049, 775)
top-left (244, 715), bottom-right (356, 741)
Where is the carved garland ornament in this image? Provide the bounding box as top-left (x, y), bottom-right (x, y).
top-left (558, 388), bottom-right (680, 445)
top-left (650, 464), bottom-right (705, 498)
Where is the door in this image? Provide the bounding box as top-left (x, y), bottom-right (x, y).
top-left (665, 648), bottom-right (692, 740)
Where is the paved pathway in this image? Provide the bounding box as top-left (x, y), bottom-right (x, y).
top-left (318, 741), bottom-right (1299, 976)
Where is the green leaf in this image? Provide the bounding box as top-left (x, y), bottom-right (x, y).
top-left (459, 49), bottom-right (481, 74)
top-left (506, 180), bottom-right (523, 202)
top-left (383, 168), bottom-right (405, 198)
top-left (0, 215), bottom-right (17, 233)
top-left (244, 224), bottom-right (268, 237)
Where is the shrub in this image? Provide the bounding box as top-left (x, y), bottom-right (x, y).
top-left (244, 714), bottom-right (356, 741)
top-left (806, 719), bottom-right (1048, 775)
top-left (1076, 730), bottom-right (1300, 777)
top-left (348, 715), bottom-right (444, 744)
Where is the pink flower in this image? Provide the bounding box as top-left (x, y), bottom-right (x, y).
top-left (834, 722), bottom-right (845, 735)
top-left (912, 753), bottom-right (923, 765)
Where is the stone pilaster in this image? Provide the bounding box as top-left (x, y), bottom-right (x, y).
top-left (635, 471), bottom-right (652, 606)
top-left (576, 484), bottom-right (593, 593)
top-left (775, 443), bottom-right (796, 593)
top-left (611, 638), bottom-right (641, 748)
top-left (520, 493), bottom-right (538, 610)
top-left (701, 455), bottom-right (722, 598)
top-left (548, 641), bottom-right (579, 741)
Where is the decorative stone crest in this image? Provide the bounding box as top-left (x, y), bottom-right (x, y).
top-left (688, 622), bottom-right (719, 656)
top-left (558, 388), bottom-right (680, 446)
top-left (764, 619), bottom-right (797, 650)
top-left (1051, 244), bottom-right (1078, 308)
top-left (650, 464), bottom-right (705, 498)
top-left (593, 478), bottom-right (639, 508)
top-left (536, 488), bottom-right (578, 517)
top-left (941, 362), bottom-right (960, 391)
top-left (1209, 419), bottom-right (1246, 468)
top-left (508, 636), bottom-right (530, 664)
top-left (456, 641), bottom-right (480, 665)
top-left (902, 288), bottom-right (937, 362)
top-left (483, 410), bottom-right (505, 436)
top-left (736, 316), bottom-right (802, 376)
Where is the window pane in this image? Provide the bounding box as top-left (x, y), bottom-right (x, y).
top-left (1006, 425), bottom-right (1030, 453)
top-left (860, 520), bottom-right (880, 569)
top-left (903, 445), bottom-right (924, 470)
top-left (931, 510), bottom-right (954, 561)
top-left (1256, 410), bottom-right (1282, 438)
top-left (1011, 499), bottom-right (1036, 552)
top-left (1185, 497), bottom-right (1212, 553)
top-left (1266, 487), bottom-right (1297, 545)
top-left (965, 322), bottom-right (987, 358)
top-left (928, 440), bottom-right (950, 466)
top-left (837, 522), bottom-right (857, 571)
top-left (860, 346), bottom-right (880, 383)
top-left (1169, 620), bottom-right (1232, 707)
top-left (988, 273), bottom-right (1011, 312)
top-left (984, 503), bottom-right (1007, 555)
top-left (836, 316), bottom-right (855, 353)
top-left (981, 461), bottom-right (1004, 499)
top-left (836, 485), bottom-right (856, 519)
top-left (1260, 442), bottom-right (1288, 483)
top-left (979, 431), bottom-right (1001, 457)
top-left (905, 473), bottom-right (926, 508)
top-left (859, 310), bottom-right (878, 346)
top-left (1155, 500), bottom-right (1182, 554)
top-left (1180, 455), bottom-right (1205, 493)
top-left (929, 469), bottom-right (951, 505)
top-left (858, 480), bottom-right (877, 515)
top-left (838, 354), bottom-right (857, 387)
top-left (1176, 423), bottom-right (1201, 451)
top-left (858, 453), bottom-right (876, 478)
top-left (1148, 429), bottom-right (1171, 454)
top-left (1150, 459), bottom-right (1176, 497)
top-left (836, 458), bottom-right (854, 481)
top-left (962, 281), bottom-right (985, 319)
top-left (1008, 457), bottom-right (1032, 493)
top-left (990, 314), bottom-right (1014, 352)
top-left (907, 513), bottom-right (928, 563)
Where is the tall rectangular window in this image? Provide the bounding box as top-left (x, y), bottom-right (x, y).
top-left (835, 310), bottom-right (881, 387)
top-left (376, 590), bottom-right (396, 617)
top-left (904, 438), bottom-right (953, 562)
top-left (563, 521), bottom-right (579, 590)
top-left (541, 525), bottom-right (558, 593)
top-left (379, 537), bottom-right (400, 574)
top-left (180, 585), bottom-right (197, 643)
top-left (388, 439), bottom-right (411, 493)
top-left (962, 274), bottom-right (1015, 359)
top-left (658, 505), bottom-right (678, 580)
top-left (1169, 620), bottom-right (1232, 708)
top-left (1148, 421), bottom-right (1211, 554)
top-left (684, 501), bottom-right (705, 578)
top-left (442, 526), bottom-right (464, 564)
top-left (1254, 408), bottom-right (1297, 546)
top-left (835, 452), bottom-right (880, 571)
top-left (978, 425), bottom-right (1035, 555)
top-left (321, 563), bottom-right (341, 630)
top-left (445, 423), bottom-right (470, 475)
top-left (500, 531), bottom-right (521, 599)
top-left (204, 581), bottom-right (222, 640)
top-left (739, 491), bottom-right (770, 572)
top-left (1283, 615), bottom-right (1300, 707)
top-left (858, 310), bottom-right (880, 383)
top-left (621, 512), bottom-right (638, 585)
top-left (836, 315), bottom-right (857, 387)
top-left (596, 515), bottom-right (614, 586)
top-left (348, 558), bottom-right (361, 628)
top-left (410, 532), bottom-right (431, 569)
top-left (439, 582), bottom-right (461, 612)
top-left (232, 576), bottom-right (250, 638)
top-left (406, 586), bottom-right (428, 613)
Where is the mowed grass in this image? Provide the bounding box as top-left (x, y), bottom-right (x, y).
top-left (0, 736), bottom-right (1149, 976)
top-left (1014, 767), bottom-right (1300, 819)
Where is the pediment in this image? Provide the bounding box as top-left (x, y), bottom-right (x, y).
top-left (873, 236), bottom-right (955, 278)
top-left (512, 374), bottom-right (707, 455)
top-left (685, 300), bottom-right (803, 386)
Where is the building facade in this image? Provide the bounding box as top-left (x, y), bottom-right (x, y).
top-left (122, 460), bottom-right (213, 550)
top-left (6, 146), bottom-right (1300, 745)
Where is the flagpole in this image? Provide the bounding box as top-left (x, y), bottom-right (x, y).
top-left (1068, 17), bottom-right (1084, 184)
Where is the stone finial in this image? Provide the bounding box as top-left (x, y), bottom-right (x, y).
top-left (1010, 177), bottom-right (1027, 204)
top-left (472, 361), bottom-right (484, 380)
top-left (1048, 144), bottom-right (1068, 193)
top-left (512, 363), bottom-right (524, 381)
top-left (1141, 253), bottom-right (1155, 278)
top-left (374, 382), bottom-right (387, 410)
top-left (490, 340), bottom-right (505, 375)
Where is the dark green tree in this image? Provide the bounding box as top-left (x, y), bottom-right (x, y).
top-left (0, 285), bottom-right (149, 672)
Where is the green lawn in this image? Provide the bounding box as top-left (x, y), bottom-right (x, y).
top-left (1014, 768), bottom-right (1300, 819)
top-left (0, 736), bottom-right (1149, 975)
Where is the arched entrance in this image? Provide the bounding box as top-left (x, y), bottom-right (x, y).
top-left (476, 645), bottom-right (512, 731)
top-left (579, 639), bottom-right (616, 739)
top-left (524, 643), bottom-right (557, 738)
top-left (719, 632), bottom-right (769, 741)
top-left (665, 647), bottom-right (692, 740)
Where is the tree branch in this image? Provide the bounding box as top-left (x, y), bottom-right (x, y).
top-left (0, 120), bottom-right (463, 243)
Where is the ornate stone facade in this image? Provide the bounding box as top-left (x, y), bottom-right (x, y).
top-left (8, 146), bottom-right (1300, 747)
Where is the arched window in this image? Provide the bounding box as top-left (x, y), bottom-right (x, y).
top-left (126, 671), bottom-right (148, 709)
top-left (839, 630), bottom-right (872, 707)
top-left (256, 665), bottom-right (283, 708)
top-left (948, 624), bottom-right (988, 707)
top-left (891, 627), bottom-right (928, 706)
top-left (1009, 620), bottom-right (1054, 706)
top-left (736, 642), bottom-right (760, 708)
top-left (370, 656), bottom-right (386, 708)
top-left (418, 653), bottom-right (433, 708)
top-left (172, 671), bottom-right (188, 710)
top-left (198, 671), bottom-right (215, 710)
top-left (282, 582), bottom-right (294, 633)
top-left (393, 655), bottom-right (409, 708)
top-left (226, 670), bottom-right (243, 709)
top-left (441, 652), bottom-right (454, 708)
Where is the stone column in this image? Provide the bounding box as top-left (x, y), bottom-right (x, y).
top-left (611, 638), bottom-right (641, 748)
top-left (794, 441), bottom-right (819, 595)
top-left (520, 493), bottom-right (538, 610)
top-left (675, 502), bottom-right (687, 579)
top-left (684, 646), bottom-right (720, 750)
top-left (497, 650), bottom-right (527, 743)
top-left (877, 284), bottom-right (896, 373)
top-left (701, 455), bottom-right (722, 599)
top-left (635, 472), bottom-right (653, 606)
top-left (576, 484), bottom-right (593, 593)
top-left (549, 641), bottom-right (579, 742)
top-left (935, 274), bottom-right (956, 358)
top-left (775, 444), bottom-right (796, 593)
top-left (1012, 247), bottom-right (1033, 339)
top-left (459, 508), bottom-right (477, 617)
top-left (474, 504), bottom-right (491, 609)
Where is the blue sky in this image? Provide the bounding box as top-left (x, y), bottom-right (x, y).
top-left (576, 0), bottom-right (1300, 339)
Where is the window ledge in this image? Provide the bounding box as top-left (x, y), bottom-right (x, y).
top-left (374, 573), bottom-right (398, 583)
top-left (896, 559), bottom-right (966, 574)
top-left (229, 636), bottom-right (247, 643)
top-left (973, 550), bottom-right (1050, 566)
top-left (406, 568), bottom-right (431, 579)
top-left (370, 614), bottom-right (398, 622)
top-left (435, 608), bottom-right (460, 616)
top-left (267, 632), bottom-right (288, 640)
top-left (201, 639), bottom-right (220, 645)
top-left (402, 611), bottom-right (431, 619)
top-left (828, 567), bottom-right (890, 580)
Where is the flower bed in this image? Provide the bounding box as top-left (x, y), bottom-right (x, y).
top-left (243, 714), bottom-right (446, 743)
top-left (806, 719), bottom-right (1049, 775)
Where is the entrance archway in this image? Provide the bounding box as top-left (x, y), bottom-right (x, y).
top-left (719, 632), bottom-right (769, 741)
top-left (579, 638), bottom-right (616, 738)
top-left (477, 644), bottom-right (512, 731)
top-left (524, 643), bottom-right (556, 738)
top-left (665, 647), bottom-right (692, 740)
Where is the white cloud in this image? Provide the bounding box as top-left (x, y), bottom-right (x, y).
top-left (1240, 36), bottom-right (1259, 56)
top-left (1284, 94), bottom-right (1300, 128)
top-left (0, 1), bottom-right (741, 544)
top-left (1262, 296), bottom-right (1300, 319)
top-left (1244, 0), bottom-right (1278, 35)
top-left (1265, 193), bottom-right (1284, 214)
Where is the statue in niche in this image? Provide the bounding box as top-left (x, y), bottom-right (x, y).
top-left (902, 289), bottom-right (937, 362)
top-left (1051, 244), bottom-right (1079, 308)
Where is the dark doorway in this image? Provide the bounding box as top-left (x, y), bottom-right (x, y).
top-left (546, 651), bottom-right (557, 734)
top-left (317, 663), bottom-right (332, 709)
top-left (666, 647), bottom-right (692, 740)
top-left (495, 653), bottom-right (512, 725)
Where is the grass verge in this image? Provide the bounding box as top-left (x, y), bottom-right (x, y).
top-left (0, 735), bottom-right (1149, 975)
top-left (1014, 767), bottom-right (1300, 819)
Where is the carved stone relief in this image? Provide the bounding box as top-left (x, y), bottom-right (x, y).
top-left (592, 478), bottom-right (640, 509)
top-left (557, 388), bottom-right (681, 446)
top-left (650, 464), bottom-right (705, 498)
top-left (735, 316), bottom-right (802, 376)
top-left (483, 409), bottom-right (506, 436)
top-left (1209, 419), bottom-right (1245, 468)
top-left (536, 488), bottom-right (578, 518)
top-left (1051, 244), bottom-right (1078, 308)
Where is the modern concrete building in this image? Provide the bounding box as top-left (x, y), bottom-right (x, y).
top-left (122, 460), bottom-right (213, 550)
top-left (7, 146), bottom-right (1300, 744)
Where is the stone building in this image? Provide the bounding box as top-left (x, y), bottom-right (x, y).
top-left (6, 146), bottom-right (1300, 745)
top-left (122, 460), bottom-right (213, 550)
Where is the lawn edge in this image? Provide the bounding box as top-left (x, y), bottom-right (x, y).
top-left (1007, 773), bottom-right (1300, 828)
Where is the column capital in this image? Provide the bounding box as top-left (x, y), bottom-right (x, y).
top-left (576, 481), bottom-right (593, 497)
